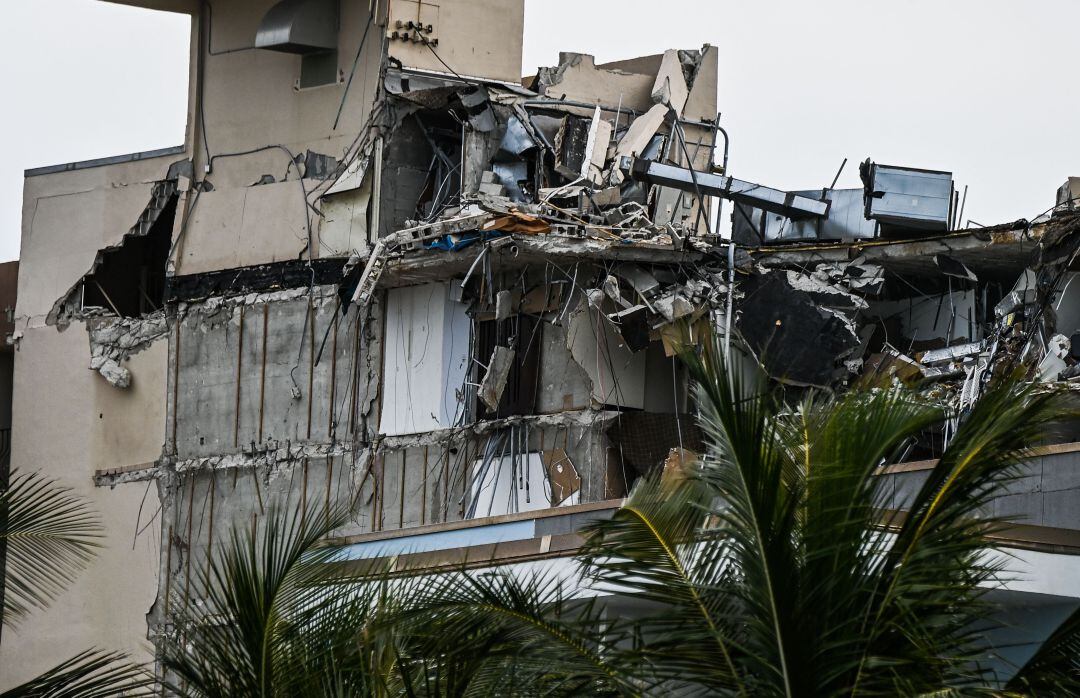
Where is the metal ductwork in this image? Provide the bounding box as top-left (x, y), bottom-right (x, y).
top-left (255, 0), bottom-right (339, 54)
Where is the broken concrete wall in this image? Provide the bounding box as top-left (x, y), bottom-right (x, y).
top-left (7, 0), bottom-right (738, 688)
top-left (376, 113), bottom-right (450, 239)
top-left (153, 452), bottom-right (356, 641)
top-left (173, 179), bottom-right (314, 275)
top-left (88, 312), bottom-right (171, 388)
top-left (533, 53), bottom-right (657, 113)
top-left (372, 413), bottom-right (620, 531)
top-left (18, 153), bottom-right (184, 323)
top-left (171, 285), bottom-right (376, 460)
top-left (172, 0), bottom-right (384, 276)
top-left (6, 135), bottom-right (190, 688)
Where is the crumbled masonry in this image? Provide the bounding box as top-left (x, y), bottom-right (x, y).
top-left (87, 312), bottom-right (169, 388)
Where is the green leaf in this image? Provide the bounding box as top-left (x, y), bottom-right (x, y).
top-left (0, 470), bottom-right (101, 629)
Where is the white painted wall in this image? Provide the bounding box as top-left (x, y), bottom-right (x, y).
top-left (380, 282), bottom-right (470, 436)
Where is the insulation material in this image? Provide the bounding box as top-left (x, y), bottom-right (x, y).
top-left (482, 211), bottom-right (550, 234)
top-left (663, 447), bottom-right (698, 475)
top-left (380, 282), bottom-right (470, 436)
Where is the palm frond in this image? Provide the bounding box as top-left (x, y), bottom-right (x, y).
top-left (161, 501), bottom-right (380, 697)
top-left (0, 650), bottom-right (153, 698)
top-left (390, 567), bottom-right (633, 696)
top-left (1005, 604), bottom-right (1080, 695)
top-left (0, 470), bottom-right (101, 628)
top-left (852, 380), bottom-right (1072, 694)
top-left (577, 467), bottom-right (748, 695)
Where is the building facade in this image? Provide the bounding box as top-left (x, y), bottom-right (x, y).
top-left (1, 0), bottom-right (1078, 688)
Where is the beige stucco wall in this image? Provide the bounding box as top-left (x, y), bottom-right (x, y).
top-left (8, 108), bottom-right (179, 690)
top-left (18, 155), bottom-right (184, 322)
top-left (386, 0), bottom-right (524, 82)
top-left (0, 325), bottom-right (165, 688)
top-left (173, 0), bottom-right (525, 275)
top-left (172, 0), bottom-right (384, 275)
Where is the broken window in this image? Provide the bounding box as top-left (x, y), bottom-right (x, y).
top-left (466, 426), bottom-right (581, 519)
top-left (81, 192), bottom-right (176, 318)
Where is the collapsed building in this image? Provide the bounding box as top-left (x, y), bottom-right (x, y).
top-left (2, 0), bottom-right (1079, 688)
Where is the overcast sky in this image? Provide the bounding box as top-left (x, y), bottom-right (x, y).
top-left (1, 0), bottom-right (1078, 262)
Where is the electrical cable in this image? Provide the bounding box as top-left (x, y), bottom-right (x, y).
top-left (423, 41), bottom-right (470, 84)
top-left (334, 13), bottom-right (374, 130)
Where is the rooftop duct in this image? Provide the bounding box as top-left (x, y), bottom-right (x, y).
top-left (255, 0), bottom-right (339, 54)
top-left (861, 160), bottom-right (954, 233)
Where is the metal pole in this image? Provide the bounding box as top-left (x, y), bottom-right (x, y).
top-left (724, 241), bottom-right (735, 361)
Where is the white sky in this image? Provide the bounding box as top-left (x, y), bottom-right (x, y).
top-left (1, 0), bottom-right (1079, 262)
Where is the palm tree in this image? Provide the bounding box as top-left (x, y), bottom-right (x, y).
top-left (0, 470), bottom-right (153, 697)
top-left (161, 505), bottom-right (402, 697)
top-left (160, 502), bottom-right (630, 697)
top-left (570, 334), bottom-right (1080, 695)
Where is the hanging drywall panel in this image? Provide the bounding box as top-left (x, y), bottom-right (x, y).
top-left (380, 282), bottom-right (469, 436)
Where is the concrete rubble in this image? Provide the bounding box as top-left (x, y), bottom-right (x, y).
top-left (68, 44), bottom-right (1080, 486)
top-left (87, 312), bottom-right (169, 388)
